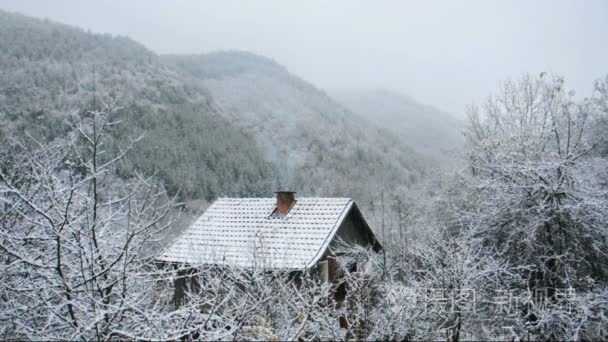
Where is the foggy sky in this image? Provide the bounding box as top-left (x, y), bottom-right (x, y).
top-left (1, 0), bottom-right (607, 116)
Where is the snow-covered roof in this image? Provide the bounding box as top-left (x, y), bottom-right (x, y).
top-left (158, 197), bottom-right (355, 270)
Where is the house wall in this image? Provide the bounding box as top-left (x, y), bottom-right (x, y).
top-left (332, 210), bottom-right (376, 249)
top-left (323, 206), bottom-right (382, 283)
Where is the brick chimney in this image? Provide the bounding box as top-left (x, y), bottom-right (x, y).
top-left (275, 191), bottom-right (296, 214)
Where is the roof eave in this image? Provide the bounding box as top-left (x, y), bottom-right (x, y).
top-left (304, 200), bottom-right (354, 269)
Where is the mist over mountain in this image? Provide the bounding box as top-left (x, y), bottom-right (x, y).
top-left (163, 52), bottom-right (430, 202)
top-left (0, 10), bottom-right (434, 208)
top-left (330, 88), bottom-right (465, 163)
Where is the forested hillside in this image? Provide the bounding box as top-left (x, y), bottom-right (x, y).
top-left (0, 10), bottom-right (272, 201)
top-left (331, 88), bottom-right (465, 163)
top-left (1, 11), bottom-right (431, 209)
top-left (163, 52), bottom-right (430, 205)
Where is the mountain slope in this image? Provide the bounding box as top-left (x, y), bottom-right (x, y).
top-left (0, 10), bottom-right (272, 200)
top-left (163, 52), bottom-right (431, 203)
top-left (0, 10), bottom-right (432, 212)
top-left (330, 89), bottom-right (464, 162)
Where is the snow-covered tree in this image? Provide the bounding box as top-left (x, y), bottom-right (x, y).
top-left (0, 102), bottom-right (176, 340)
top-left (464, 73), bottom-right (608, 292)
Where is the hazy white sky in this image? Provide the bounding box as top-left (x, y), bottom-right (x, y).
top-left (1, 0), bottom-right (606, 115)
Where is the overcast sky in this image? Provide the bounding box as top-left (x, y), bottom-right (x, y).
top-left (1, 0), bottom-right (606, 115)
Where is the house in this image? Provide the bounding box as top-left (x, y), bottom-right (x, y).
top-left (158, 191), bottom-right (382, 304)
